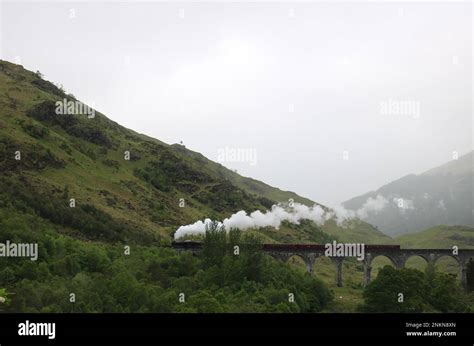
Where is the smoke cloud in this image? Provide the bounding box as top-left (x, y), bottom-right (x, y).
top-left (173, 194), bottom-right (395, 239)
top-left (330, 194), bottom-right (389, 224)
top-left (356, 194), bottom-right (389, 218)
top-left (174, 203), bottom-right (326, 239)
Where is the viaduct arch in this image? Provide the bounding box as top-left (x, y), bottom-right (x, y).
top-left (172, 242), bottom-right (474, 289)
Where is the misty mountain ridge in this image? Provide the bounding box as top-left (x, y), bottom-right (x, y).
top-left (343, 151), bottom-right (473, 236)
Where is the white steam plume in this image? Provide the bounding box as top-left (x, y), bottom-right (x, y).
top-left (174, 203), bottom-right (326, 239)
top-left (173, 194), bottom-right (393, 239)
top-left (319, 194), bottom-right (389, 226)
top-left (356, 194), bottom-right (389, 219)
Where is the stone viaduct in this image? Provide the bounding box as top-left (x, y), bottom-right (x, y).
top-left (172, 242), bottom-right (474, 289)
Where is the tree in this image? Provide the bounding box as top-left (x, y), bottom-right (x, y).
top-left (202, 222), bottom-right (227, 268)
top-left (239, 232), bottom-right (264, 282)
top-left (427, 272), bottom-right (469, 312)
top-left (361, 265), bottom-right (469, 313)
top-left (361, 266), bottom-right (429, 312)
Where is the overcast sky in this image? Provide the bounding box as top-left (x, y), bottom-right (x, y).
top-left (0, 1), bottom-right (472, 206)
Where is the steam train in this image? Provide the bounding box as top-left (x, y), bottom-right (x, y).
top-left (171, 241), bottom-right (401, 252)
top-left (171, 240), bottom-right (203, 250)
top-left (262, 244), bottom-right (400, 251)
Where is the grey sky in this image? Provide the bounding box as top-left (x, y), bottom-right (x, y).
top-left (1, 1), bottom-right (472, 206)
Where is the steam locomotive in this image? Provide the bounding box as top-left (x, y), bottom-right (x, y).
top-left (172, 241), bottom-right (400, 251)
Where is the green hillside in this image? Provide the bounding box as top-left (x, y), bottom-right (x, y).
top-left (0, 59), bottom-right (393, 313)
top-left (389, 225), bottom-right (474, 283)
top-left (396, 225), bottom-right (474, 249)
top-left (321, 219), bottom-right (393, 245)
top-left (0, 60), bottom-right (314, 244)
top-left (0, 59), bottom-right (385, 245)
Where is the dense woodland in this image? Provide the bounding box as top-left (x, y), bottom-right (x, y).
top-left (1, 201), bottom-right (473, 313)
top-left (0, 209), bottom-right (334, 313)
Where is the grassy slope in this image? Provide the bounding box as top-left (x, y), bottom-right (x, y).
top-left (0, 59), bottom-right (388, 246)
top-left (395, 225), bottom-right (474, 249)
top-left (174, 145), bottom-right (317, 206)
top-left (0, 60), bottom-right (310, 242)
top-left (321, 219), bottom-right (393, 244)
top-left (393, 225), bottom-right (474, 286)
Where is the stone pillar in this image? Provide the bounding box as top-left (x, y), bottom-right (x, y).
top-left (305, 260), bottom-right (313, 275)
top-left (460, 262), bottom-right (467, 290)
top-left (363, 262), bottom-right (372, 286)
top-left (394, 256), bottom-right (405, 270)
top-left (335, 258), bottom-right (343, 287)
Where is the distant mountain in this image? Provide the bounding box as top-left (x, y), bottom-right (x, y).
top-left (343, 152), bottom-right (473, 236)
